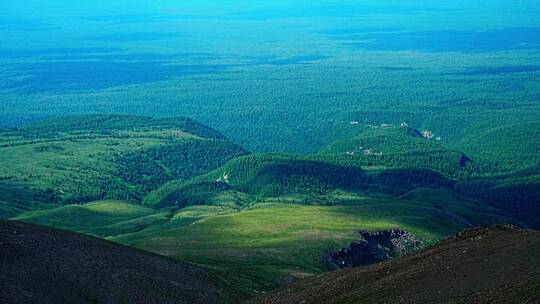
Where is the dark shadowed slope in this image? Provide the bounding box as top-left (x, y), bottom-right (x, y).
top-left (0, 220), bottom-right (235, 304)
top-left (255, 226), bottom-right (540, 304)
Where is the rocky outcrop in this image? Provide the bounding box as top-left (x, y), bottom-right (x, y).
top-left (256, 226), bottom-right (540, 304)
top-left (326, 229), bottom-right (422, 269)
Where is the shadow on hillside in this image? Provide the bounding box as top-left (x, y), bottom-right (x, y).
top-left (240, 160), bottom-right (372, 195)
top-left (239, 161), bottom-right (456, 198)
top-left (375, 168), bottom-right (455, 195)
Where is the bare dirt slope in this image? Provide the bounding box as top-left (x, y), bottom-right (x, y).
top-left (0, 220), bottom-right (234, 304)
top-left (255, 225), bottom-right (540, 304)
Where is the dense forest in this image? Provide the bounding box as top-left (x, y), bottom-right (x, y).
top-left (140, 125), bottom-right (539, 228)
top-left (116, 139), bottom-right (248, 192)
top-left (8, 114), bottom-right (227, 140)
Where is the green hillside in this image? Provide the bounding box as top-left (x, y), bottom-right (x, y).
top-left (2, 2), bottom-right (540, 303)
top-left (0, 115), bottom-right (247, 216)
top-left (14, 200), bottom-right (170, 237)
top-left (145, 129), bottom-right (468, 209)
top-left (17, 193), bottom-right (516, 294)
top-left (113, 190), bottom-right (517, 293)
top-left (6, 117), bottom-right (537, 299)
top-left (340, 127), bottom-right (540, 226)
top-left (4, 115), bottom-right (538, 298)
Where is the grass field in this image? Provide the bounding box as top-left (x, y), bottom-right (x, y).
top-left (14, 200), bottom-right (169, 237)
top-left (117, 190), bottom-right (516, 291)
top-left (16, 187), bottom-right (516, 294)
top-left (0, 124), bottom-right (188, 211)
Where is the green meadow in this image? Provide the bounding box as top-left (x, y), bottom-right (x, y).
top-left (15, 186), bottom-right (517, 293)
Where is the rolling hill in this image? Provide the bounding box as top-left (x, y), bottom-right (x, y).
top-left (4, 116), bottom-right (538, 298)
top-left (109, 189), bottom-right (517, 294)
top-left (143, 125), bottom-right (539, 229)
top-left (13, 200), bottom-right (170, 237)
top-left (1, 2), bottom-right (540, 303)
top-left (0, 220), bottom-right (237, 304)
top-left (0, 115), bottom-right (247, 216)
top-left (254, 225), bottom-right (540, 304)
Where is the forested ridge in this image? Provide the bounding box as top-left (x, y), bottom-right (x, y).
top-left (143, 126), bottom-right (539, 228)
top-left (116, 139), bottom-right (248, 192)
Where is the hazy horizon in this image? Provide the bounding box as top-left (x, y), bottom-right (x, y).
top-left (1, 0), bottom-right (539, 152)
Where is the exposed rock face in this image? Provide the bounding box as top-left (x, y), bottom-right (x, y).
top-left (327, 229), bottom-right (422, 268)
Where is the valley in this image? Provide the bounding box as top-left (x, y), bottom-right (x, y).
top-left (4, 114), bottom-right (533, 298)
top-left (1, 1), bottom-right (539, 303)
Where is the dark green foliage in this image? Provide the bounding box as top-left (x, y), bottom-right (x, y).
top-left (12, 114), bottom-right (226, 140)
top-left (116, 139), bottom-right (248, 192)
top-left (33, 145), bottom-right (65, 152)
top-left (148, 151), bottom-right (461, 208)
top-left (375, 169), bottom-right (454, 194)
top-left (154, 181), bottom-right (232, 208)
top-left (457, 166), bottom-right (540, 228)
top-left (146, 126), bottom-right (539, 229)
top-left (63, 176), bottom-right (143, 204)
top-left (319, 127), bottom-right (471, 177)
top-left (456, 122), bottom-right (540, 170)
top-left (238, 159), bottom-right (370, 195)
top-left (10, 115), bottom-right (529, 228)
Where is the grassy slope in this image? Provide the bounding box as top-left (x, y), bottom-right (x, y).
top-left (14, 200), bottom-right (170, 237)
top-left (112, 188), bottom-right (516, 293)
top-left (0, 115), bottom-right (246, 215)
top-left (109, 127), bottom-right (523, 293)
top-left (14, 187), bottom-right (517, 295)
